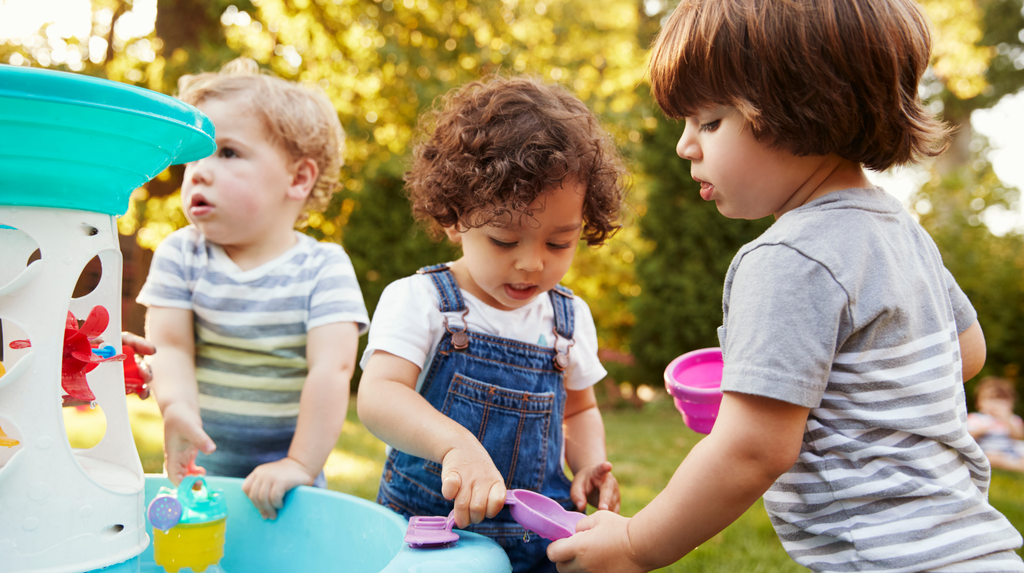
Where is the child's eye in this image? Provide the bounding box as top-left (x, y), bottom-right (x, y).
top-left (219, 147), bottom-right (238, 158)
top-left (548, 242), bottom-right (573, 250)
top-left (699, 120), bottom-right (721, 133)
top-left (489, 237), bottom-right (517, 248)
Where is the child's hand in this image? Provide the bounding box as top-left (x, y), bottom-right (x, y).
top-left (242, 457), bottom-right (316, 520)
top-left (547, 511), bottom-right (646, 573)
top-left (162, 403), bottom-right (215, 486)
top-left (440, 443), bottom-right (507, 528)
top-left (570, 461), bottom-right (620, 513)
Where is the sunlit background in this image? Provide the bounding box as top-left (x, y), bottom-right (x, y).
top-left (3, 0), bottom-right (1024, 400)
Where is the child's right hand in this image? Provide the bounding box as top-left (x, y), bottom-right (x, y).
top-left (440, 442), bottom-right (507, 528)
top-left (162, 402), bottom-right (216, 486)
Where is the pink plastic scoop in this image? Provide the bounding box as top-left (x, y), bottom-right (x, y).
top-left (404, 489), bottom-right (585, 548)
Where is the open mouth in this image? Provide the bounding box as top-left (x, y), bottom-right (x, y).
top-left (188, 193), bottom-right (214, 216)
top-left (504, 283), bottom-right (538, 301)
top-left (695, 178), bottom-right (714, 201)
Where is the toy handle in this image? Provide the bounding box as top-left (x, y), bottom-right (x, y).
top-left (178, 474), bottom-right (207, 509)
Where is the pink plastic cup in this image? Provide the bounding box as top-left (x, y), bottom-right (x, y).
top-left (664, 347), bottom-right (724, 434)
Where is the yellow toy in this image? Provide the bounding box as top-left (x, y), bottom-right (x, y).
top-left (0, 421), bottom-right (17, 448)
top-left (147, 475), bottom-right (228, 573)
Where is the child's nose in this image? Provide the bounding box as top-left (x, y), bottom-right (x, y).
top-left (677, 129), bottom-right (701, 161)
top-left (516, 246), bottom-right (544, 273)
top-left (187, 158), bottom-right (213, 184)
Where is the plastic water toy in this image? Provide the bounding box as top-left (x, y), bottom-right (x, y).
top-left (664, 347), bottom-right (724, 434)
top-left (138, 476), bottom-right (512, 573)
top-left (0, 63), bottom-right (214, 573)
top-left (406, 489), bottom-right (585, 548)
top-left (9, 306), bottom-right (129, 402)
top-left (0, 423), bottom-right (18, 448)
top-left (0, 64), bottom-right (513, 573)
top-left (147, 475), bottom-right (228, 573)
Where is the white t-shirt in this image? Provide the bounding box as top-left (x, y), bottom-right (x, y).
top-left (360, 270), bottom-right (607, 393)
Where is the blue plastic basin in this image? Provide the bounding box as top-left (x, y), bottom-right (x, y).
top-left (86, 476), bottom-right (512, 573)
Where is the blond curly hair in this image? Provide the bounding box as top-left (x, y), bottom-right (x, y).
top-left (177, 58), bottom-right (344, 214)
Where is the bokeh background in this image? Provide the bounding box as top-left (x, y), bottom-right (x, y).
top-left (3, 0), bottom-right (1024, 403)
top-left (6, 1), bottom-right (1024, 569)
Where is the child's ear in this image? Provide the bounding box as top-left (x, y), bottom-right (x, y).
top-left (442, 225), bottom-right (463, 244)
top-left (286, 158), bottom-right (319, 202)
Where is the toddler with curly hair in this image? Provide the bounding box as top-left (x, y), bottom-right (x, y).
top-left (357, 75), bottom-right (627, 573)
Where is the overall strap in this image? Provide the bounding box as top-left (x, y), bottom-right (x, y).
top-left (548, 284), bottom-right (575, 340)
top-left (416, 264), bottom-right (466, 313)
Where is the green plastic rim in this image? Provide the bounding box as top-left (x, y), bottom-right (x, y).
top-left (0, 64), bottom-right (215, 216)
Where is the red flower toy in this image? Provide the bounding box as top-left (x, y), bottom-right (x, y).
top-left (9, 306), bottom-right (127, 402)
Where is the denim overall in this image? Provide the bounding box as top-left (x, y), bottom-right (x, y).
top-left (377, 264), bottom-right (579, 573)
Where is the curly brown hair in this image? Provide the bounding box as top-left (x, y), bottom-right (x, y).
top-left (177, 57), bottom-right (344, 214)
top-left (405, 75), bottom-right (628, 246)
top-left (648, 0), bottom-right (949, 172)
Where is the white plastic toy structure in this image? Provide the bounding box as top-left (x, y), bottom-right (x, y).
top-left (0, 64), bottom-right (214, 573)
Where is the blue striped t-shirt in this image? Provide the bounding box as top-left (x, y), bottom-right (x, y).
top-left (137, 226), bottom-right (369, 477)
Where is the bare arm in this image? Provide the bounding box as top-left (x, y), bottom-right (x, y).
top-left (564, 387), bottom-right (619, 512)
top-left (549, 392), bottom-right (810, 572)
top-left (959, 320), bottom-right (986, 382)
top-left (243, 321), bottom-right (359, 519)
top-left (356, 350), bottom-right (506, 527)
top-left (145, 306), bottom-right (215, 484)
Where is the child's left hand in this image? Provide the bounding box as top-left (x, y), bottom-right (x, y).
top-left (570, 461), bottom-right (620, 513)
top-left (242, 456), bottom-right (316, 520)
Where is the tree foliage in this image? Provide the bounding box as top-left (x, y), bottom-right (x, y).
top-left (2, 0), bottom-right (1022, 396)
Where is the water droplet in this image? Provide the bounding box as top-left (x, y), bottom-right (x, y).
top-left (523, 530), bottom-right (531, 543)
top-left (89, 401), bottom-right (97, 410)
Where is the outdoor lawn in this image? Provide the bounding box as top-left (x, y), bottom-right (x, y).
top-left (65, 395), bottom-right (1024, 572)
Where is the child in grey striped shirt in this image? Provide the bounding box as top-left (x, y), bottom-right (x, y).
top-left (138, 58), bottom-right (369, 521)
top-left (549, 0), bottom-right (1024, 571)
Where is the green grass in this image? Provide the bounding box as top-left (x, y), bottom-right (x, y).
top-left (64, 395), bottom-right (1024, 571)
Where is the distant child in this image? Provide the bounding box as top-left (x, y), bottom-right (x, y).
top-left (356, 76), bottom-right (625, 572)
top-left (968, 377), bottom-right (1024, 473)
top-left (548, 1), bottom-right (1024, 572)
top-left (137, 58), bottom-right (369, 520)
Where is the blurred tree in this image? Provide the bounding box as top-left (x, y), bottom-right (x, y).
top-left (0, 0), bottom-right (654, 380)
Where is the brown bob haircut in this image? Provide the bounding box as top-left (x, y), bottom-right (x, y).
top-left (405, 75), bottom-right (628, 246)
top-left (976, 376), bottom-right (1018, 403)
top-left (648, 0), bottom-right (949, 172)
top-left (177, 58), bottom-right (344, 214)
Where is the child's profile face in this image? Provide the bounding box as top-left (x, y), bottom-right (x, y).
top-left (181, 96), bottom-right (301, 248)
top-left (676, 106), bottom-right (832, 220)
top-left (444, 177), bottom-right (585, 311)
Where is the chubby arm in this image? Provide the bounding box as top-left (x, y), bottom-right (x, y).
top-left (145, 306), bottom-right (215, 485)
top-left (959, 320), bottom-right (986, 382)
top-left (243, 322), bottom-right (359, 519)
top-left (564, 387), bottom-right (620, 513)
top-left (357, 351), bottom-right (506, 527)
top-left (549, 392), bottom-right (809, 572)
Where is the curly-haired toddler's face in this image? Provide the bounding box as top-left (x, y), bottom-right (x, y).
top-left (444, 177), bottom-right (586, 311)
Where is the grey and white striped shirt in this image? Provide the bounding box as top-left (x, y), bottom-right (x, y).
top-left (137, 226), bottom-right (368, 475)
top-left (719, 188), bottom-right (1023, 572)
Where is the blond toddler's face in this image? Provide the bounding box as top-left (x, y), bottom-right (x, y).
top-left (444, 177), bottom-right (585, 311)
top-left (181, 96), bottom-right (302, 250)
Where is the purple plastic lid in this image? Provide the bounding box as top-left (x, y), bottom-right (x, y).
top-left (147, 495), bottom-right (183, 531)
